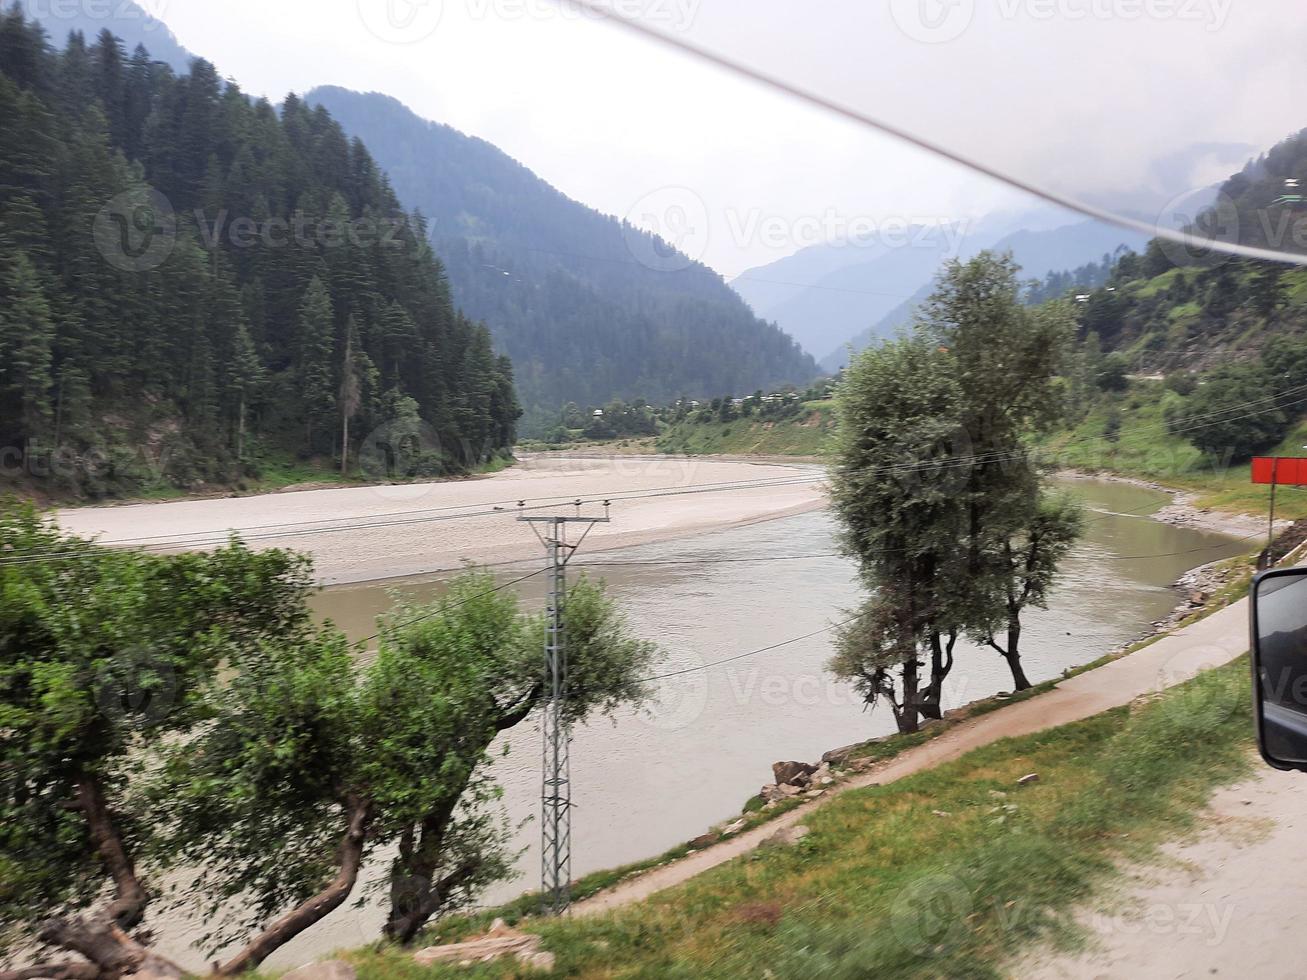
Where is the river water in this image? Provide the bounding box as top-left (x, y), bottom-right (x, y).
top-left (153, 477), bottom-right (1248, 967)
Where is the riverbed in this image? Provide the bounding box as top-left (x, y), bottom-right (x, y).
top-left (135, 472), bottom-right (1252, 969)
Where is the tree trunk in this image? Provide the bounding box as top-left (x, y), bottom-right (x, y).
top-left (918, 632), bottom-right (954, 720)
top-left (897, 655), bottom-right (920, 734)
top-left (340, 411), bottom-right (349, 476)
top-left (218, 796), bottom-right (371, 975)
top-left (30, 776), bottom-right (185, 980)
top-left (0, 963), bottom-right (99, 980)
top-left (236, 392), bottom-right (245, 465)
top-left (384, 691), bottom-right (539, 943)
top-left (76, 776), bottom-right (148, 929)
top-left (1002, 616), bottom-right (1032, 691)
top-left (383, 795), bottom-right (460, 944)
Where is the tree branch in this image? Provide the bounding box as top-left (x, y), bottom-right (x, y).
top-left (217, 796), bottom-right (372, 976)
top-left (75, 776), bottom-right (148, 930)
top-left (495, 681), bottom-right (542, 732)
top-left (0, 962), bottom-right (100, 980)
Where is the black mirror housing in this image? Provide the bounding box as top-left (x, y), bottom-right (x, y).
top-left (1251, 568), bottom-right (1307, 772)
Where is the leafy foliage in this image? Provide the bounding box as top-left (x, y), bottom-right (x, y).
top-left (1165, 361), bottom-right (1290, 462)
top-left (154, 570), bottom-right (657, 955)
top-left (0, 500), bottom-right (316, 961)
top-left (830, 254), bottom-right (1082, 729)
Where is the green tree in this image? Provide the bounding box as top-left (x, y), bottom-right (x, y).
top-left (1096, 353), bottom-right (1130, 392)
top-left (1249, 263), bottom-right (1285, 319)
top-left (0, 248), bottom-right (54, 444)
top-left (831, 255), bottom-right (1082, 722)
top-left (0, 503), bottom-right (316, 978)
top-left (1263, 336), bottom-right (1307, 394)
top-left (1174, 362), bottom-right (1289, 462)
top-left (158, 571), bottom-right (657, 963)
top-left (297, 275), bottom-right (336, 454)
top-left (829, 336), bottom-right (969, 733)
top-left (972, 494), bottom-right (1084, 690)
top-left (918, 253), bottom-right (1081, 691)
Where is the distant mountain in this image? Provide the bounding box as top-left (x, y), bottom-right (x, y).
top-left (815, 218), bottom-right (1152, 372)
top-left (15, 0), bottom-right (194, 70)
top-left (305, 86), bottom-right (817, 422)
top-left (733, 225), bottom-right (965, 362)
top-left (741, 145), bottom-right (1262, 371)
top-left (1079, 141), bottom-right (1256, 218)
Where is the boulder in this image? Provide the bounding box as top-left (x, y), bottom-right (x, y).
top-left (281, 962), bottom-right (356, 980)
top-left (723, 819), bottom-right (747, 835)
top-left (414, 919), bottom-right (553, 972)
top-left (772, 761), bottom-right (817, 786)
top-left (764, 824), bottom-right (810, 847)
top-left (778, 783), bottom-right (803, 798)
top-left (688, 832), bottom-right (720, 849)
top-left (760, 783), bottom-right (786, 803)
top-left (821, 742), bottom-right (866, 765)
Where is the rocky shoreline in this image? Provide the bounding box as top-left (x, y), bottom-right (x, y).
top-left (1056, 468), bottom-right (1284, 539)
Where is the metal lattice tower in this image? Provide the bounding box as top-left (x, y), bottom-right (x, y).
top-left (519, 501), bottom-right (610, 915)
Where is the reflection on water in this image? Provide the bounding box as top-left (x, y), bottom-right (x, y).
top-left (163, 479), bottom-right (1249, 966)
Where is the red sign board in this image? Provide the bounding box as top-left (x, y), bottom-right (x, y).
top-left (1252, 457), bottom-right (1307, 486)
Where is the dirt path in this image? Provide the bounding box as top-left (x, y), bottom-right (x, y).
top-left (54, 456), bottom-right (825, 584)
top-left (1024, 765), bottom-right (1307, 979)
top-left (576, 596), bottom-right (1253, 915)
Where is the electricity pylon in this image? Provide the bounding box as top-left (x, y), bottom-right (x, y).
top-left (518, 500), bottom-right (610, 915)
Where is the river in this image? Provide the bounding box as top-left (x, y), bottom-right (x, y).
top-left (153, 476), bottom-right (1249, 967)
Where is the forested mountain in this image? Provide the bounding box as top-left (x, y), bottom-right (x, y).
top-left (1063, 126), bottom-right (1307, 372)
top-left (305, 86), bottom-right (818, 427)
top-left (0, 9), bottom-right (517, 497)
top-left (12, 0), bottom-right (191, 71)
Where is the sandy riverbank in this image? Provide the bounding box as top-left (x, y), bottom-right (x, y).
top-left (54, 455), bottom-right (828, 585)
top-left (1057, 469), bottom-right (1281, 540)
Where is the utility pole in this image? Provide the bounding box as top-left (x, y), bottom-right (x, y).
top-left (518, 499), bottom-right (611, 915)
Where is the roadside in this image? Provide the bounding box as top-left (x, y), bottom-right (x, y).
top-left (571, 593), bottom-right (1253, 916)
top-left (350, 659), bottom-right (1257, 978)
top-left (1022, 765), bottom-right (1307, 980)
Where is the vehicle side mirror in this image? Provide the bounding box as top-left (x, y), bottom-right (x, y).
top-left (1252, 568), bottom-right (1307, 771)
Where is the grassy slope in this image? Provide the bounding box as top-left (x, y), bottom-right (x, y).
top-left (655, 402), bottom-right (836, 457)
top-left (345, 662), bottom-right (1254, 979)
top-left (1045, 379), bottom-right (1307, 521)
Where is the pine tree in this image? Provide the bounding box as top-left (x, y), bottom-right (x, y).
top-left (227, 321), bottom-right (263, 465)
top-left (0, 8), bottom-right (518, 496)
top-left (297, 275), bottom-right (336, 454)
top-left (339, 315), bottom-right (361, 474)
top-left (0, 249), bottom-right (54, 444)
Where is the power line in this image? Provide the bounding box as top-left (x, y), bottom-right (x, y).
top-left (635, 532), bottom-right (1267, 685)
top-left (2, 473), bottom-right (828, 566)
top-left (355, 567), bottom-right (547, 646)
top-left (15, 377), bottom-right (1307, 568)
top-left (557, 0), bottom-right (1307, 269)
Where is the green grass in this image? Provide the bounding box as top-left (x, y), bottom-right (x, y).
top-left (341, 661), bottom-right (1254, 979)
top-left (1044, 382), bottom-right (1307, 521)
top-left (656, 403), bottom-right (836, 457)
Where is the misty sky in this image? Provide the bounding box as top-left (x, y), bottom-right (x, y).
top-left (66, 0), bottom-right (1307, 277)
